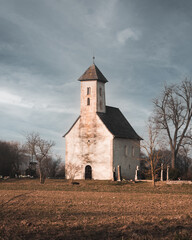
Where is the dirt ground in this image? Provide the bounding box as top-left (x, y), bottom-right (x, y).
top-left (0, 179), bottom-right (191, 240)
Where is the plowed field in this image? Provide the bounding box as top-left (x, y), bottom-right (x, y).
top-left (0, 179), bottom-right (191, 239)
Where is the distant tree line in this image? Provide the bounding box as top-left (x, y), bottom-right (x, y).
top-left (0, 133), bottom-right (65, 183)
top-left (0, 141), bottom-right (25, 177)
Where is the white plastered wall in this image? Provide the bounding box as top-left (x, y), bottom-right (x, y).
top-left (65, 115), bottom-right (114, 180)
top-left (113, 138), bottom-right (140, 180)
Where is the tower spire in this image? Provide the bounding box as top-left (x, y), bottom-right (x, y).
top-left (93, 49), bottom-right (95, 64)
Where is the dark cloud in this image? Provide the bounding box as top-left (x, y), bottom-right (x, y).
top-left (0, 0), bottom-right (192, 157)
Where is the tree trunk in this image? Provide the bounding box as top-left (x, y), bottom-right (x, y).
top-left (40, 170), bottom-right (46, 184)
top-left (152, 172), bottom-right (156, 187)
top-left (151, 158), bottom-right (156, 187)
top-left (171, 150), bottom-right (176, 169)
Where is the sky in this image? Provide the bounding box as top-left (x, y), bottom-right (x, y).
top-left (0, 0), bottom-right (192, 159)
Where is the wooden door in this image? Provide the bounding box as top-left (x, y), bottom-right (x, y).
top-left (85, 165), bottom-right (92, 180)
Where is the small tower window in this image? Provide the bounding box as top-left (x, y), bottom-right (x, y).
top-left (87, 98), bottom-right (90, 105)
top-left (87, 87), bottom-right (91, 95)
top-left (99, 87), bottom-right (102, 96)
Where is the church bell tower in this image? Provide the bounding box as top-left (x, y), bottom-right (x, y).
top-left (78, 63), bottom-right (108, 116)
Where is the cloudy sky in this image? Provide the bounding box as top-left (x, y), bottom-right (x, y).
top-left (0, 0), bottom-right (192, 158)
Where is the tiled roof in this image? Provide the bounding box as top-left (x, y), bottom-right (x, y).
top-left (78, 64), bottom-right (108, 83)
top-left (97, 106), bottom-right (142, 140)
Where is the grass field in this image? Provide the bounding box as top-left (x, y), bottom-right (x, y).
top-left (0, 179), bottom-right (192, 240)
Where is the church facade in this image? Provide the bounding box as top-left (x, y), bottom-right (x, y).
top-left (64, 63), bottom-right (142, 180)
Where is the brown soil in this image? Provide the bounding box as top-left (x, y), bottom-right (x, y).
top-left (0, 179), bottom-right (191, 240)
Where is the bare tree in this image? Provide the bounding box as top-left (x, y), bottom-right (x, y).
top-left (65, 162), bottom-right (81, 182)
top-left (153, 79), bottom-right (192, 169)
top-left (140, 119), bottom-right (163, 187)
top-left (25, 132), bottom-right (55, 184)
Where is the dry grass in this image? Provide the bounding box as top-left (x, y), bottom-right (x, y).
top-left (0, 179), bottom-right (192, 240)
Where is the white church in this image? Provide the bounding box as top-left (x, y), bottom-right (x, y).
top-left (64, 63), bottom-right (142, 180)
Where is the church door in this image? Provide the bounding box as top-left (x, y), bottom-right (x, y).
top-left (85, 165), bottom-right (92, 180)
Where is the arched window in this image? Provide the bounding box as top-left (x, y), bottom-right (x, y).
top-left (87, 98), bottom-right (90, 105)
top-left (124, 145), bottom-right (128, 157)
top-left (132, 146), bottom-right (135, 157)
top-left (87, 87), bottom-right (91, 95)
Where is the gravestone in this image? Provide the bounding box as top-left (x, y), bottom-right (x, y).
top-left (117, 165), bottom-right (121, 181)
top-left (161, 163), bottom-right (164, 181)
top-left (167, 165), bottom-right (170, 181)
top-left (135, 165), bottom-right (139, 181)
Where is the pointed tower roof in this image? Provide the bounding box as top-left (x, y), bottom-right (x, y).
top-left (78, 64), bottom-right (108, 83)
